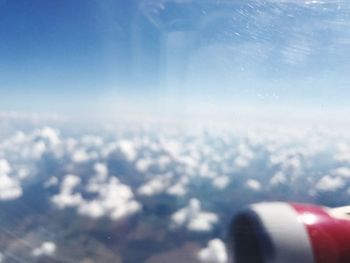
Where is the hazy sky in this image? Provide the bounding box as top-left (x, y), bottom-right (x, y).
top-left (1, 0), bottom-right (350, 120)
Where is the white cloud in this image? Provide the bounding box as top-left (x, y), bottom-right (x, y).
top-left (171, 198), bottom-right (218, 232)
top-left (44, 176), bottom-right (59, 188)
top-left (161, 139), bottom-right (182, 159)
top-left (110, 199), bottom-right (141, 220)
top-left (0, 173), bottom-right (22, 200)
top-left (37, 127), bottom-right (60, 146)
top-left (51, 174), bottom-right (83, 209)
top-left (72, 149), bottom-right (90, 163)
top-left (167, 182), bottom-right (187, 196)
top-left (282, 157), bottom-right (302, 175)
top-left (119, 140), bottom-right (137, 161)
top-left (198, 239), bottom-right (228, 263)
top-left (0, 252), bottom-right (3, 262)
top-left (94, 162), bottom-right (108, 179)
top-left (32, 241), bottom-right (56, 257)
top-left (51, 191), bottom-right (83, 209)
top-left (135, 158), bottom-right (152, 173)
top-left (270, 171), bottom-right (287, 186)
top-left (156, 155), bottom-right (171, 170)
top-left (78, 200), bottom-right (105, 219)
top-left (234, 143), bottom-right (254, 169)
top-left (315, 175), bottom-right (345, 192)
top-left (333, 167), bottom-right (350, 178)
top-left (81, 135), bottom-right (103, 147)
top-left (80, 177), bottom-right (142, 221)
top-left (213, 176), bottom-right (230, 190)
top-left (181, 156), bottom-right (199, 169)
top-left (32, 141), bottom-right (46, 159)
top-left (61, 174), bottom-right (81, 191)
top-left (17, 167), bottom-right (30, 180)
top-left (245, 179), bottom-right (262, 191)
top-left (51, 171), bottom-right (142, 221)
top-left (137, 176), bottom-right (169, 196)
top-left (334, 143), bottom-right (350, 163)
top-left (199, 164), bottom-right (215, 178)
top-left (0, 159), bottom-right (11, 174)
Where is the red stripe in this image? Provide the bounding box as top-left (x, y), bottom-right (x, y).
top-left (291, 203), bottom-right (350, 263)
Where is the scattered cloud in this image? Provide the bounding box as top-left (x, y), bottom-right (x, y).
top-left (1, 120), bottom-right (350, 228)
top-left (234, 143), bottom-right (254, 169)
top-left (167, 182), bottom-right (187, 196)
top-left (213, 176), bottom-right (230, 190)
top-left (80, 177), bottom-right (142, 221)
top-left (197, 239), bottom-right (228, 263)
top-left (52, 171), bottom-right (142, 221)
top-left (51, 174), bottom-right (83, 208)
top-left (0, 159), bottom-right (22, 200)
top-left (44, 176), bottom-right (59, 188)
top-left (315, 175), bottom-right (345, 192)
top-left (138, 176), bottom-right (170, 196)
top-left (0, 159), bottom-right (11, 174)
top-left (119, 140), bottom-right (137, 162)
top-left (171, 198), bottom-right (218, 232)
top-left (245, 179), bottom-right (262, 191)
top-left (332, 167), bottom-right (350, 178)
top-left (32, 241), bottom-right (56, 257)
top-left (270, 171), bottom-right (288, 186)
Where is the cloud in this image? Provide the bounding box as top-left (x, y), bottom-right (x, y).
top-left (0, 159), bottom-right (11, 174)
top-left (156, 155), bottom-right (171, 170)
top-left (31, 141), bottom-right (47, 159)
top-left (171, 198), bottom-right (218, 232)
top-left (119, 140), bottom-right (137, 161)
top-left (81, 135), bottom-right (103, 148)
top-left (332, 167), bottom-right (350, 178)
top-left (245, 179), bottom-right (262, 191)
top-left (44, 176), bottom-right (59, 188)
top-left (160, 139), bottom-right (182, 159)
top-left (78, 199), bottom-right (106, 219)
top-left (213, 176), bottom-right (230, 190)
top-left (135, 157), bottom-right (153, 173)
top-left (334, 143), bottom-right (350, 163)
top-left (270, 171), bottom-right (287, 186)
top-left (197, 239), bottom-right (228, 263)
top-left (94, 162), bottom-right (108, 179)
top-left (52, 171), bottom-right (142, 221)
top-left (36, 126), bottom-right (61, 146)
top-left (81, 177), bottom-right (142, 221)
top-left (315, 175), bottom-right (345, 192)
top-left (167, 182), bottom-right (187, 196)
top-left (0, 159), bottom-right (22, 200)
top-left (234, 143), bottom-right (254, 169)
top-left (137, 175), bottom-right (170, 196)
top-left (51, 174), bottom-right (83, 209)
top-left (72, 149), bottom-right (91, 163)
top-left (32, 241), bottom-right (56, 257)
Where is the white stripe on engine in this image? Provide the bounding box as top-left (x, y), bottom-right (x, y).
top-left (251, 202), bottom-right (314, 263)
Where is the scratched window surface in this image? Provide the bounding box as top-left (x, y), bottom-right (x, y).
top-left (0, 0), bottom-right (350, 262)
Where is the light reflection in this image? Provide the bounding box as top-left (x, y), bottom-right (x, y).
top-left (299, 212), bottom-right (318, 225)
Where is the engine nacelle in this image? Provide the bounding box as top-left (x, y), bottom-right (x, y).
top-left (230, 202), bottom-right (350, 263)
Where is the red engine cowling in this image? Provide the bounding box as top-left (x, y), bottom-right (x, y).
top-left (230, 202), bottom-right (350, 263)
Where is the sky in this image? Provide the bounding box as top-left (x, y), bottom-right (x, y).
top-left (1, 0), bottom-right (350, 122)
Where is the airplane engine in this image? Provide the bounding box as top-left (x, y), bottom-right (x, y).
top-left (230, 202), bottom-right (350, 263)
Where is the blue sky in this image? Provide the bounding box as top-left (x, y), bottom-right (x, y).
top-left (1, 0), bottom-right (350, 120)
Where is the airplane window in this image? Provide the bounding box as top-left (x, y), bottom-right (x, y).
top-left (0, 0), bottom-right (350, 262)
